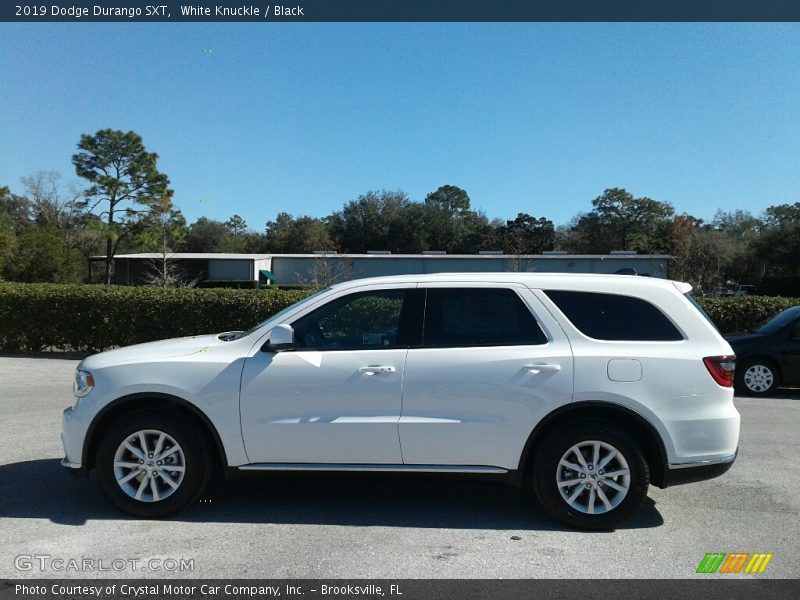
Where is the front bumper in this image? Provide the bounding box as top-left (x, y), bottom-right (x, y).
top-left (61, 406), bottom-right (89, 476)
top-left (61, 456), bottom-right (86, 477)
top-left (662, 449), bottom-right (737, 487)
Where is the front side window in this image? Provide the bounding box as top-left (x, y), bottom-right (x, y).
top-left (292, 289), bottom-right (421, 350)
top-left (422, 288), bottom-right (547, 347)
top-left (544, 290), bottom-right (683, 341)
top-left (242, 287), bottom-right (329, 337)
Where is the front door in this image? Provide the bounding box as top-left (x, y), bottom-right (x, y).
top-left (240, 286), bottom-right (422, 464)
top-left (777, 319), bottom-right (800, 386)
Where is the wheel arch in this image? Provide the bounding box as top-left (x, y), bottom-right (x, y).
top-left (82, 392), bottom-right (228, 471)
top-left (518, 401), bottom-right (669, 488)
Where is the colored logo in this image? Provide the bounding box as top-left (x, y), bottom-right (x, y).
top-left (696, 552), bottom-right (773, 574)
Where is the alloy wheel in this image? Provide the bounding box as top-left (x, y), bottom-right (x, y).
top-left (113, 429), bottom-right (186, 502)
top-left (556, 440), bottom-right (630, 515)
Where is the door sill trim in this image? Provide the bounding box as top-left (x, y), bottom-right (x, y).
top-left (237, 463), bottom-right (508, 474)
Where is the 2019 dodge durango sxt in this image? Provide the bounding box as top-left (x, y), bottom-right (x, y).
top-left (62, 273), bottom-right (740, 529)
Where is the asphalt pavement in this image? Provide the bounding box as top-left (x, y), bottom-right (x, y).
top-left (1, 355), bottom-right (798, 579)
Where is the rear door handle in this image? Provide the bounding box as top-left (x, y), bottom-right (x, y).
top-left (359, 365), bottom-right (396, 375)
top-left (524, 364), bottom-right (562, 374)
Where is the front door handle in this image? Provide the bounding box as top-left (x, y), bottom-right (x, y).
top-left (524, 364), bottom-right (562, 374)
top-left (359, 365), bottom-right (396, 375)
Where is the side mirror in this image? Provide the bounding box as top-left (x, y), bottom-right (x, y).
top-left (261, 323), bottom-right (295, 352)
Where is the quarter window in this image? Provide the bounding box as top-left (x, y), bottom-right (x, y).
top-left (544, 290), bottom-right (683, 341)
top-left (422, 288), bottom-right (547, 347)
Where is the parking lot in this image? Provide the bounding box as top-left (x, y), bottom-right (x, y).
top-left (1, 355), bottom-right (798, 579)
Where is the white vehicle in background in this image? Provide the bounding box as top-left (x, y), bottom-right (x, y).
top-left (62, 273), bottom-right (739, 530)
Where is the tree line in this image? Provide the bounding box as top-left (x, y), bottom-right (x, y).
top-left (1, 129), bottom-right (798, 292)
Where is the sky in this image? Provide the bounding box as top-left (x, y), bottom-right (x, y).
top-left (1, 23), bottom-right (799, 228)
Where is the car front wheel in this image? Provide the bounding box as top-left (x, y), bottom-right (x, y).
top-left (96, 410), bottom-right (211, 517)
top-left (531, 420), bottom-right (649, 530)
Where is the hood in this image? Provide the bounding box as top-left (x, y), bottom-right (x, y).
top-left (80, 332), bottom-right (243, 369)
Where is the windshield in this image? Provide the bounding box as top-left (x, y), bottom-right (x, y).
top-left (756, 306), bottom-right (800, 334)
top-left (238, 288), bottom-right (329, 339)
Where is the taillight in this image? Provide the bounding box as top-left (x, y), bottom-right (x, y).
top-left (703, 355), bottom-right (736, 387)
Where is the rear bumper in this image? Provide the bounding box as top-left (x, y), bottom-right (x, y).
top-left (662, 449), bottom-right (737, 487)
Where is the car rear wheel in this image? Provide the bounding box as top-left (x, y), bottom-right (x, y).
top-left (531, 420), bottom-right (649, 530)
top-left (96, 410), bottom-right (211, 517)
top-left (736, 359), bottom-right (778, 396)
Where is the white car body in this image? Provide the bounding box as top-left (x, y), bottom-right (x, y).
top-left (62, 273), bottom-right (740, 526)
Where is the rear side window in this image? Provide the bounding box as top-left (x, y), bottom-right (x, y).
top-left (423, 288), bottom-right (547, 347)
top-left (544, 290), bottom-right (683, 341)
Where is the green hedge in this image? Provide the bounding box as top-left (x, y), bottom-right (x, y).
top-left (0, 283), bottom-right (313, 352)
top-left (196, 281), bottom-right (318, 290)
top-left (696, 295), bottom-right (800, 334)
top-left (1, 283), bottom-right (797, 353)
top-left (196, 279), bottom-right (262, 289)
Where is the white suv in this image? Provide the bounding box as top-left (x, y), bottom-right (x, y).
top-left (62, 273), bottom-right (739, 529)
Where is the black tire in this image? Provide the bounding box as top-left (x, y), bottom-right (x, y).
top-left (531, 420), bottom-right (649, 530)
top-left (735, 358), bottom-right (779, 397)
top-left (96, 410), bottom-right (212, 517)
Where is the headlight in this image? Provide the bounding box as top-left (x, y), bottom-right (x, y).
top-left (73, 370), bottom-right (95, 398)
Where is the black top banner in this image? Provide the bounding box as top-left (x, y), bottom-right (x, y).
top-left (4, 0), bottom-right (800, 23)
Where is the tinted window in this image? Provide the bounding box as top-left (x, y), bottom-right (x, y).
top-left (756, 306), bottom-right (800, 335)
top-left (545, 290), bottom-right (683, 341)
top-left (243, 287), bottom-right (329, 336)
top-left (292, 289), bottom-right (422, 350)
top-left (423, 288), bottom-right (547, 347)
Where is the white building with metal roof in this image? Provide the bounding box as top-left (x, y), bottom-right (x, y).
top-left (97, 251), bottom-right (670, 286)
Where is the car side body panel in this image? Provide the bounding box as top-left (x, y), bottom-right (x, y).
top-left (63, 337), bottom-right (253, 468)
top-left (398, 285), bottom-right (574, 469)
top-left (531, 283), bottom-right (739, 466)
top-left (63, 273), bottom-right (740, 482)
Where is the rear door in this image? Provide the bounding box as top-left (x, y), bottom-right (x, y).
top-left (399, 284), bottom-right (574, 469)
